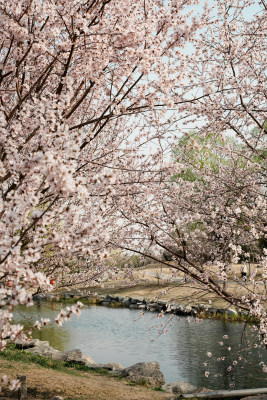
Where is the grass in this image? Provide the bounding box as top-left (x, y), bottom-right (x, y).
top-left (196, 310), bottom-right (259, 323)
top-left (153, 387), bottom-right (165, 392)
top-left (0, 345), bottom-right (111, 377)
top-left (0, 346), bottom-right (169, 400)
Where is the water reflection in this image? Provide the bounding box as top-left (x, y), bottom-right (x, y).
top-left (14, 301), bottom-right (71, 351)
top-left (13, 303), bottom-right (267, 389)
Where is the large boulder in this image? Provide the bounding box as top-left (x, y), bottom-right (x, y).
top-left (26, 343), bottom-right (59, 358)
top-left (26, 344), bottom-right (83, 364)
top-left (51, 349), bottom-right (82, 362)
top-left (15, 339), bottom-right (49, 350)
top-left (25, 343), bottom-right (97, 367)
top-left (121, 362), bottom-right (165, 386)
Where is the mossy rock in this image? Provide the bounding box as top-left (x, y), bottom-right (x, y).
top-left (86, 297), bottom-right (102, 304)
top-left (109, 301), bottom-right (122, 308)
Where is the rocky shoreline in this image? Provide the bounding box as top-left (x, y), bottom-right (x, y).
top-left (19, 293), bottom-right (261, 399)
top-left (33, 291), bottom-right (249, 321)
top-left (14, 337), bottom-right (267, 400)
top-left (14, 338), bottom-right (211, 397)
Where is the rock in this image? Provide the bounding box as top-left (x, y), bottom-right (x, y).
top-left (147, 303), bottom-right (158, 309)
top-left (87, 297), bottom-right (100, 304)
top-left (162, 381), bottom-right (197, 394)
top-left (52, 349), bottom-right (82, 362)
top-left (103, 295), bottom-right (113, 302)
top-left (15, 339), bottom-right (49, 350)
top-left (46, 293), bottom-right (57, 300)
top-left (27, 344), bottom-right (82, 363)
top-left (184, 305), bottom-right (192, 313)
top-left (194, 387), bottom-right (213, 393)
top-left (138, 304), bottom-right (146, 309)
top-left (121, 300), bottom-right (130, 307)
top-left (110, 300), bottom-right (122, 307)
top-left (121, 361), bottom-right (165, 386)
top-left (101, 301), bottom-right (110, 307)
top-left (52, 397), bottom-right (64, 400)
top-left (32, 293), bottom-right (47, 301)
top-left (108, 363), bottom-right (124, 370)
top-left (207, 307), bottom-right (217, 314)
top-left (241, 396), bottom-right (267, 400)
top-left (109, 370), bottom-right (124, 376)
top-left (81, 355), bottom-right (95, 365)
top-left (129, 304), bottom-right (138, 309)
top-left (26, 343), bottom-right (59, 358)
top-left (65, 290), bottom-right (80, 298)
top-left (85, 363), bottom-right (114, 371)
top-left (227, 308), bottom-right (238, 315)
top-left (130, 298), bottom-right (139, 304)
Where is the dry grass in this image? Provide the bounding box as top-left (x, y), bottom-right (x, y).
top-left (83, 262), bottom-right (266, 310)
top-left (0, 359), bottom-right (168, 400)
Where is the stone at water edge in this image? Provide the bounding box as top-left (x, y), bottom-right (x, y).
top-left (15, 339), bottom-right (49, 349)
top-left (162, 381), bottom-right (212, 395)
top-left (109, 363), bottom-right (124, 370)
top-left (51, 349), bottom-right (82, 362)
top-left (162, 381), bottom-right (197, 394)
top-left (26, 345), bottom-right (85, 364)
top-left (81, 355), bottom-right (95, 364)
top-left (84, 363), bottom-right (114, 371)
top-left (26, 343), bottom-right (59, 358)
top-left (121, 361), bottom-right (165, 386)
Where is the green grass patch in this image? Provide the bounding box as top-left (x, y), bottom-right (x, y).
top-left (0, 345), bottom-right (99, 377)
top-left (197, 310), bottom-right (258, 324)
top-left (153, 386), bottom-right (165, 392)
top-left (0, 345), bottom-right (118, 381)
top-left (1, 345), bottom-right (66, 371)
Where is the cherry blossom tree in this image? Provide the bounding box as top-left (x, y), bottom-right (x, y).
top-left (0, 0), bottom-right (266, 375)
top-left (0, 0), bottom-right (207, 347)
top-left (113, 0), bottom-right (267, 348)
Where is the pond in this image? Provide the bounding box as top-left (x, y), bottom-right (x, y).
top-left (14, 302), bottom-right (267, 390)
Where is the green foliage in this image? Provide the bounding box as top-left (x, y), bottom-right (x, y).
top-left (172, 132), bottom-right (233, 182)
top-left (153, 386), bottom-right (165, 392)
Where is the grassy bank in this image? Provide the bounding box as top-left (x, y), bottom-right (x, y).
top-left (0, 346), bottom-right (168, 400)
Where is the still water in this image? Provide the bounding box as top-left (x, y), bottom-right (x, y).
top-left (14, 302), bottom-right (267, 389)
